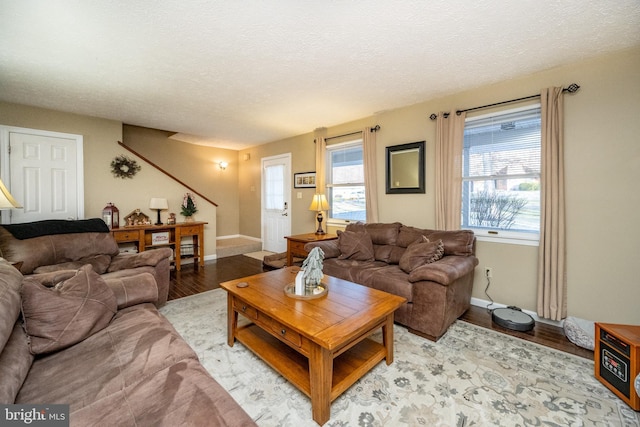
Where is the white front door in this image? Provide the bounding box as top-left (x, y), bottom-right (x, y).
top-left (261, 154), bottom-right (291, 253)
top-left (0, 126), bottom-right (84, 223)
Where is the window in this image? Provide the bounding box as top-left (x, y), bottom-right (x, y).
top-left (264, 163), bottom-right (284, 210)
top-left (461, 105), bottom-right (541, 244)
top-left (326, 140), bottom-right (366, 223)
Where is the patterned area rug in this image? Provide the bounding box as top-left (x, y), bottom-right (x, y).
top-left (160, 289), bottom-right (639, 427)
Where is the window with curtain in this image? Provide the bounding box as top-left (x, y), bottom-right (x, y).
top-left (461, 105), bottom-right (541, 244)
top-left (326, 140), bottom-right (366, 223)
top-left (264, 163), bottom-right (284, 210)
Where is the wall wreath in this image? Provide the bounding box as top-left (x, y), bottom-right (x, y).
top-left (110, 155), bottom-right (141, 179)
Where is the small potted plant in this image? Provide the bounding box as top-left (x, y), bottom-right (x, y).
top-left (181, 193), bottom-right (198, 222)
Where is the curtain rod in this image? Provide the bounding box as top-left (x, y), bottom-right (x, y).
top-left (315, 125), bottom-right (380, 143)
top-left (428, 83), bottom-right (580, 120)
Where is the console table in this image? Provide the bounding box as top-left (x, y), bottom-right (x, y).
top-left (111, 222), bottom-right (207, 271)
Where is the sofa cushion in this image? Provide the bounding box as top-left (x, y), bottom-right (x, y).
top-left (21, 265), bottom-right (117, 354)
top-left (22, 270), bottom-right (78, 287)
top-left (0, 258), bottom-right (24, 352)
top-left (0, 323), bottom-right (34, 403)
top-left (108, 248), bottom-right (173, 272)
top-left (399, 226), bottom-right (475, 256)
top-left (16, 304), bottom-right (200, 410)
top-left (399, 238), bottom-right (445, 273)
top-left (104, 272), bottom-right (159, 309)
top-left (408, 255), bottom-right (478, 285)
top-left (33, 254), bottom-right (112, 275)
top-left (347, 222), bottom-right (401, 245)
top-left (366, 265), bottom-right (414, 303)
top-left (68, 358), bottom-right (256, 427)
top-left (337, 230), bottom-right (375, 262)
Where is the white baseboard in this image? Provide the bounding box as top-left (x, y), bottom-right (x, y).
top-left (470, 297), bottom-right (563, 328)
top-left (216, 234), bottom-right (262, 242)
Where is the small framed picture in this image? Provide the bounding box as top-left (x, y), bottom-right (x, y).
top-left (151, 231), bottom-right (170, 245)
top-left (294, 172), bottom-right (316, 188)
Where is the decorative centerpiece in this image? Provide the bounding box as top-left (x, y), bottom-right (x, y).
top-left (181, 193), bottom-right (198, 222)
top-left (286, 247), bottom-right (327, 299)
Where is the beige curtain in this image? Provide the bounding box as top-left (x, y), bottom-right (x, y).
top-left (363, 127), bottom-right (379, 223)
top-left (435, 111), bottom-right (466, 230)
top-left (314, 127), bottom-right (327, 191)
top-left (537, 87), bottom-right (567, 321)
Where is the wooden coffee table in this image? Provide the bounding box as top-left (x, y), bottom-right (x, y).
top-left (220, 267), bottom-right (406, 425)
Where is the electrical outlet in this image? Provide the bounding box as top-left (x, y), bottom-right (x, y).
top-left (485, 267), bottom-right (493, 278)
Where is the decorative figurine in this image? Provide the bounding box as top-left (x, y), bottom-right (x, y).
top-left (301, 247), bottom-right (325, 291)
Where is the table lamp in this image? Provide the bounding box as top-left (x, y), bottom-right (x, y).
top-left (0, 178), bottom-right (22, 209)
top-left (308, 194), bottom-right (330, 235)
top-left (149, 198), bottom-right (168, 225)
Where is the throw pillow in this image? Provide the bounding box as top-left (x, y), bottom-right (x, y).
top-left (337, 230), bottom-right (375, 262)
top-left (21, 264), bottom-right (117, 354)
top-left (399, 238), bottom-right (445, 273)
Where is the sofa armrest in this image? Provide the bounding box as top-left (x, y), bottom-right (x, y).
top-left (304, 240), bottom-right (340, 259)
top-left (104, 272), bottom-right (159, 309)
top-left (107, 248), bottom-right (173, 272)
top-left (408, 255), bottom-right (478, 285)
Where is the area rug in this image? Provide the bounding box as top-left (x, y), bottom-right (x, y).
top-left (160, 289), bottom-right (639, 426)
top-left (243, 250), bottom-right (275, 261)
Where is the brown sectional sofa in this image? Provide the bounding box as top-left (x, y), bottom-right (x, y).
top-left (306, 222), bottom-right (478, 340)
top-left (0, 219), bottom-right (256, 426)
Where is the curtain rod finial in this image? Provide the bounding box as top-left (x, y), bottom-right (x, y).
top-left (566, 83), bottom-right (580, 93)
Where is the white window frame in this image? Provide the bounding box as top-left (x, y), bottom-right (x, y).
top-left (462, 104), bottom-right (541, 246)
top-left (325, 139), bottom-right (366, 226)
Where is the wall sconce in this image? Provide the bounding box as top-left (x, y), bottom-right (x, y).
top-left (219, 161), bottom-right (228, 170)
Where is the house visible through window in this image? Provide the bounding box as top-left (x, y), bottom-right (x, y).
top-left (461, 105), bottom-right (541, 243)
top-left (326, 140), bottom-right (366, 223)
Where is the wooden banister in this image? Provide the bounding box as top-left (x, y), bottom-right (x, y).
top-left (117, 141), bottom-right (218, 207)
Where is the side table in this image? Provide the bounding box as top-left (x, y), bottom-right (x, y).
top-left (284, 233), bottom-right (337, 266)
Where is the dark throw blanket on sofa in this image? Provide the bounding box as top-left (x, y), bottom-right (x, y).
top-left (2, 218), bottom-right (109, 240)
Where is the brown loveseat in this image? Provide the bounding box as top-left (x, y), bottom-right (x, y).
top-left (306, 222), bottom-right (478, 340)
top-left (0, 255), bottom-right (255, 425)
top-left (0, 218), bottom-right (172, 306)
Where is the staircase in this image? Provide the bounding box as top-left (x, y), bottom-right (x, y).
top-left (216, 237), bottom-right (262, 258)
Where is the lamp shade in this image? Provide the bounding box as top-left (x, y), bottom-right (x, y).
top-left (0, 179), bottom-right (22, 209)
top-left (308, 194), bottom-right (330, 211)
top-left (149, 198), bottom-right (169, 210)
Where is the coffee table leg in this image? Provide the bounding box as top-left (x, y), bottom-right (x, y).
top-left (227, 295), bottom-right (237, 347)
top-left (309, 344), bottom-right (332, 425)
top-left (383, 314), bottom-right (394, 365)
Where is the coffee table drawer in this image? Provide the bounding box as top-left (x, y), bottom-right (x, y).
top-left (234, 299), bottom-right (258, 320)
top-left (260, 313), bottom-right (302, 348)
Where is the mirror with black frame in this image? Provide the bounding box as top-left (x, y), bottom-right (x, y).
top-left (385, 141), bottom-right (425, 194)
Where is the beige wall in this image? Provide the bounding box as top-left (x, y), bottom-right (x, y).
top-left (0, 102), bottom-right (218, 258)
top-left (122, 125), bottom-right (238, 237)
top-left (239, 46), bottom-right (640, 325)
top-left (1, 46), bottom-right (638, 324)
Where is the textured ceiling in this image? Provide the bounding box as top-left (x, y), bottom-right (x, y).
top-left (1, 1), bottom-right (639, 150)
